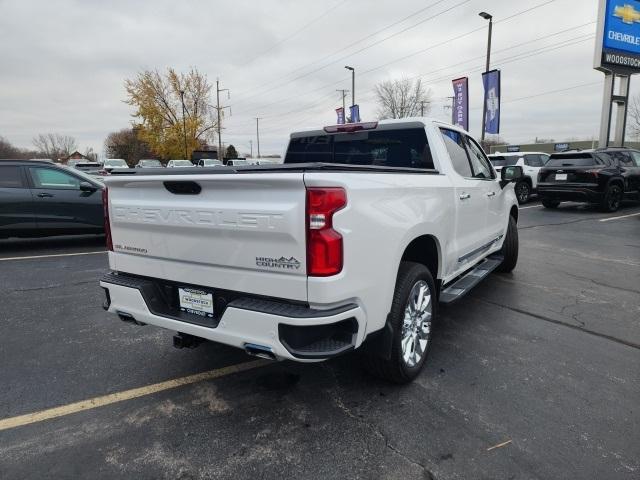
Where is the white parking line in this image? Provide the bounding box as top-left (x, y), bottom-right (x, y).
top-left (599, 212), bottom-right (640, 222)
top-left (519, 205), bottom-right (543, 210)
top-left (0, 251), bottom-right (107, 262)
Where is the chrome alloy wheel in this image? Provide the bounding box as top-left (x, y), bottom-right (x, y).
top-left (401, 280), bottom-right (432, 368)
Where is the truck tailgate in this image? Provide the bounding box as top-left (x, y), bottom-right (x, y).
top-left (105, 172), bottom-right (308, 301)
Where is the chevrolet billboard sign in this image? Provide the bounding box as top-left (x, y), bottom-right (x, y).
top-left (595, 0), bottom-right (640, 72)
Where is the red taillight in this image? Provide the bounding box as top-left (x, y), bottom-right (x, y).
top-left (306, 187), bottom-right (347, 277)
top-left (102, 187), bottom-right (113, 251)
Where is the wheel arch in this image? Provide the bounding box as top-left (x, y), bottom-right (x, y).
top-left (400, 234), bottom-right (441, 281)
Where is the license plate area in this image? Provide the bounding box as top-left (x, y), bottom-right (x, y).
top-left (555, 173), bottom-right (567, 181)
top-left (178, 288), bottom-right (214, 318)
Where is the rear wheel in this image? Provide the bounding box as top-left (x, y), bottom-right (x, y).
top-left (542, 199), bottom-right (560, 209)
top-left (515, 181), bottom-right (530, 204)
top-left (363, 262), bottom-right (435, 384)
top-left (496, 215), bottom-right (518, 273)
top-left (601, 184), bottom-right (622, 212)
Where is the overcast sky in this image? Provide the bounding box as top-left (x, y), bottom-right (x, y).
top-left (0, 0), bottom-right (623, 156)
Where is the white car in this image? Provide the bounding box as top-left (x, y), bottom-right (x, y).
top-left (196, 159), bottom-right (223, 167)
top-left (167, 159), bottom-right (195, 168)
top-left (100, 118), bottom-right (522, 383)
top-left (487, 152), bottom-right (550, 204)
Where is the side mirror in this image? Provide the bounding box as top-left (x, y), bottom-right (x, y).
top-left (79, 181), bottom-right (98, 192)
top-left (500, 165), bottom-right (523, 188)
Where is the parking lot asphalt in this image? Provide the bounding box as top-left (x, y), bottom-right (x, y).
top-left (0, 201), bottom-right (639, 479)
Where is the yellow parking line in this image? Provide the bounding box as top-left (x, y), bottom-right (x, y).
top-left (0, 251), bottom-right (107, 262)
top-left (0, 360), bottom-right (268, 432)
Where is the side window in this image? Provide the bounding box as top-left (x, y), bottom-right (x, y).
top-left (524, 154), bottom-right (544, 167)
top-left (616, 152), bottom-right (634, 167)
top-left (0, 166), bottom-right (26, 188)
top-left (630, 151), bottom-right (640, 166)
top-left (465, 136), bottom-right (494, 179)
top-left (540, 154), bottom-right (550, 165)
top-left (29, 167), bottom-right (81, 189)
top-left (440, 129), bottom-right (472, 177)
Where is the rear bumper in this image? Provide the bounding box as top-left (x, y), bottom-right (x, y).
top-left (537, 184), bottom-right (603, 203)
top-left (100, 272), bottom-right (365, 362)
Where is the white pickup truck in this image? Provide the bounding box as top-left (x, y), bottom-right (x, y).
top-left (100, 119), bottom-right (522, 383)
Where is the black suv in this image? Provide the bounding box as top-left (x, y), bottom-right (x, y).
top-left (537, 148), bottom-right (640, 212)
top-left (0, 160), bottom-right (104, 239)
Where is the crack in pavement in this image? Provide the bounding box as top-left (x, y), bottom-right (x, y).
top-left (9, 279), bottom-right (96, 293)
top-left (322, 364), bottom-right (436, 479)
top-left (562, 271), bottom-right (640, 296)
top-left (475, 298), bottom-right (640, 351)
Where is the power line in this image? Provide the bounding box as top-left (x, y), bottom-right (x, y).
top-left (231, 0), bottom-right (563, 117)
top-left (234, 0), bottom-right (450, 99)
top-left (228, 32), bottom-right (596, 135)
top-left (239, 0), bottom-right (351, 67)
top-left (232, 0), bottom-right (469, 106)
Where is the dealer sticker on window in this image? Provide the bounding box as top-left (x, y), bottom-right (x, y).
top-left (178, 288), bottom-right (214, 318)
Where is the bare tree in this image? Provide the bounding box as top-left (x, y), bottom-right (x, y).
top-left (374, 78), bottom-right (432, 119)
top-left (0, 136), bottom-right (22, 159)
top-left (627, 94), bottom-right (640, 140)
top-left (104, 127), bottom-right (155, 166)
top-left (32, 133), bottom-right (78, 160)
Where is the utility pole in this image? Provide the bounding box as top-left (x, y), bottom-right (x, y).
top-left (216, 79), bottom-right (230, 161)
top-left (179, 90), bottom-right (188, 159)
top-left (336, 89), bottom-right (349, 114)
top-left (255, 117), bottom-right (261, 159)
top-left (479, 12), bottom-right (493, 144)
top-left (249, 140), bottom-right (253, 158)
top-left (420, 100), bottom-right (429, 117)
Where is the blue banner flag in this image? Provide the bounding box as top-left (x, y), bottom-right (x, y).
top-left (336, 107), bottom-right (345, 124)
top-left (349, 104), bottom-right (360, 123)
top-left (482, 69), bottom-right (501, 134)
top-left (451, 77), bottom-right (469, 131)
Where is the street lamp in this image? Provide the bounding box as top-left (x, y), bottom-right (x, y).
top-left (479, 12), bottom-right (493, 144)
top-left (179, 90), bottom-right (188, 160)
top-left (344, 66), bottom-right (355, 120)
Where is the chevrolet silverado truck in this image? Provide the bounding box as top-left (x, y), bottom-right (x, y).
top-left (100, 119), bottom-right (522, 383)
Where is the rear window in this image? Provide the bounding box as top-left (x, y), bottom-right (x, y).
top-left (0, 166), bottom-right (25, 188)
top-left (284, 128), bottom-right (434, 169)
top-left (488, 155), bottom-right (519, 167)
top-left (546, 153), bottom-right (602, 167)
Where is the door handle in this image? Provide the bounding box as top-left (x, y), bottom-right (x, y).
top-left (486, 191), bottom-right (496, 197)
top-left (459, 193), bottom-right (471, 200)
top-left (37, 192), bottom-right (54, 198)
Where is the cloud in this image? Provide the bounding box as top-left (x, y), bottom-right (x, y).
top-left (0, 0), bottom-right (621, 156)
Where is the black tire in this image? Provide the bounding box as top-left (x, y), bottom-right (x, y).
top-left (363, 261), bottom-right (436, 384)
top-left (496, 215), bottom-right (518, 273)
top-left (601, 183), bottom-right (623, 212)
top-left (542, 199), bottom-right (560, 209)
top-left (515, 181), bottom-right (530, 204)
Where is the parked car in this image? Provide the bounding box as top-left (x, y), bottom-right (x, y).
top-left (167, 159), bottom-right (195, 168)
top-left (101, 159), bottom-right (129, 173)
top-left (100, 118), bottom-right (523, 384)
top-left (538, 148), bottom-right (640, 212)
top-left (72, 162), bottom-right (103, 176)
top-left (488, 152), bottom-right (550, 204)
top-left (225, 159), bottom-right (248, 166)
top-left (196, 159), bottom-right (223, 167)
top-left (0, 160), bottom-right (104, 238)
top-left (135, 159), bottom-right (163, 168)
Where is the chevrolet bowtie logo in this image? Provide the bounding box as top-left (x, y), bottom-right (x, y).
top-left (613, 3), bottom-right (640, 24)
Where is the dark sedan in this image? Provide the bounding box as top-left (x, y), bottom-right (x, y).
top-left (0, 160), bottom-right (104, 239)
top-left (537, 148), bottom-right (640, 212)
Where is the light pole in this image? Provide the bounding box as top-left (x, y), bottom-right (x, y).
top-left (479, 11), bottom-right (493, 144)
top-left (344, 66), bottom-right (355, 121)
top-left (216, 79), bottom-right (230, 161)
top-left (255, 117), bottom-right (261, 159)
top-left (179, 90), bottom-right (188, 160)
